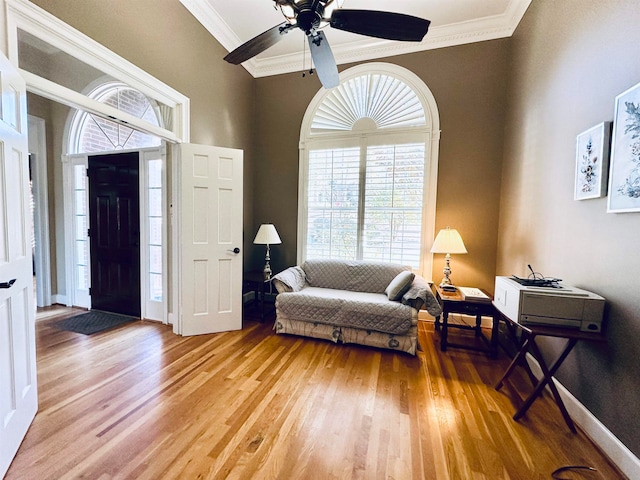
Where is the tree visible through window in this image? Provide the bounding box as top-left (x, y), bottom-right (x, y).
top-left (300, 65), bottom-right (437, 270)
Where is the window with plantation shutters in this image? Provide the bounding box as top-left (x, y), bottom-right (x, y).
top-left (299, 64), bottom-right (440, 275)
top-left (306, 147), bottom-right (361, 260)
top-left (363, 143), bottom-right (425, 266)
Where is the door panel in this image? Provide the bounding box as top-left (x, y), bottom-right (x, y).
top-left (178, 144), bottom-right (243, 336)
top-left (88, 152), bottom-right (141, 317)
top-left (0, 52), bottom-right (36, 478)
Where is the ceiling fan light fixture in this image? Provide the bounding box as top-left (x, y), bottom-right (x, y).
top-left (280, 5), bottom-right (296, 22)
top-left (322, 0), bottom-right (344, 19)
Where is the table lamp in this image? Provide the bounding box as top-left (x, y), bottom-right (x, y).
top-left (430, 226), bottom-right (467, 287)
top-left (253, 223), bottom-right (282, 280)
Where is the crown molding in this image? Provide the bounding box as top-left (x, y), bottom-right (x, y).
top-left (179, 0), bottom-right (240, 53)
top-left (181, 0), bottom-right (532, 79)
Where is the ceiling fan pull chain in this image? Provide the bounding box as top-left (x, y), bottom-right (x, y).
top-left (302, 34), bottom-right (306, 77)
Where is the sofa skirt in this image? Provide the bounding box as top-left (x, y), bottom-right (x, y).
top-left (273, 317), bottom-right (418, 355)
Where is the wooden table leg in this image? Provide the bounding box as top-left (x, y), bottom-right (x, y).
top-left (495, 336), bottom-right (531, 390)
top-left (514, 337), bottom-right (578, 433)
top-left (489, 314), bottom-right (499, 358)
top-left (440, 311), bottom-right (449, 352)
top-left (504, 323), bottom-right (538, 387)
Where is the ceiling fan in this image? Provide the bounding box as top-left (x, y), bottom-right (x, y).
top-left (223, 0), bottom-right (430, 89)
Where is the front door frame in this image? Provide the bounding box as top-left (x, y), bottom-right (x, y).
top-left (62, 146), bottom-right (167, 323)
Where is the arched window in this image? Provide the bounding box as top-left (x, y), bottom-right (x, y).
top-left (298, 63), bottom-right (440, 274)
top-left (68, 81), bottom-right (162, 154)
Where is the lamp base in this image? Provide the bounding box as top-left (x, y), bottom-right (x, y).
top-left (263, 263), bottom-right (272, 281)
top-left (439, 254), bottom-right (454, 287)
top-left (262, 244), bottom-right (273, 280)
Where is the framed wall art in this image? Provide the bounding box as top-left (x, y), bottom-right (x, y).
top-left (575, 122), bottom-right (611, 200)
top-left (608, 81), bottom-right (640, 213)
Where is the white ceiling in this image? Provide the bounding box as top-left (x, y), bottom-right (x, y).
top-left (179, 0), bottom-right (532, 78)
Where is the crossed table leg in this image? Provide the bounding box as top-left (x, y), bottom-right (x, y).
top-left (495, 330), bottom-right (581, 433)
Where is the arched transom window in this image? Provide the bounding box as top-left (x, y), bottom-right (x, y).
top-left (69, 81), bottom-right (162, 154)
top-left (298, 63), bottom-right (440, 274)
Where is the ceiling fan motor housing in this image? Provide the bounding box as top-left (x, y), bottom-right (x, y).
top-left (296, 1), bottom-right (325, 34)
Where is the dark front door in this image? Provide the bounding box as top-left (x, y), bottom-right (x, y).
top-left (88, 152), bottom-right (141, 317)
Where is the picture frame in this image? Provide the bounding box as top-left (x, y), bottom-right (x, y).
top-left (574, 122), bottom-right (611, 200)
top-left (608, 81), bottom-right (640, 213)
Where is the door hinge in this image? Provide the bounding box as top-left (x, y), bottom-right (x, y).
top-left (86, 168), bottom-right (89, 176)
top-left (89, 287), bottom-right (92, 295)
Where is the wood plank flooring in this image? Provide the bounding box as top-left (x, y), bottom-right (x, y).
top-left (6, 306), bottom-right (624, 479)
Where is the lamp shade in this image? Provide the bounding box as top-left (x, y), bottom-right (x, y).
top-left (430, 227), bottom-right (467, 254)
top-left (253, 224), bottom-right (282, 245)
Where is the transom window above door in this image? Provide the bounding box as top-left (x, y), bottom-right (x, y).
top-left (69, 81), bottom-right (162, 154)
top-left (298, 63), bottom-right (440, 275)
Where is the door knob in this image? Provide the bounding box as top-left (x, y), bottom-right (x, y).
top-left (0, 279), bottom-right (16, 289)
top-left (228, 248), bottom-right (240, 254)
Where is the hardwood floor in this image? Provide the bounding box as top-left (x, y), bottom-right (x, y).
top-left (6, 306), bottom-right (623, 479)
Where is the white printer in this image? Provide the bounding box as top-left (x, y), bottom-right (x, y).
top-left (493, 276), bottom-right (605, 332)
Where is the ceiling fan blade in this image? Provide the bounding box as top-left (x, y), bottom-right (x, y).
top-left (307, 31), bottom-right (339, 89)
top-left (224, 22), bottom-right (289, 64)
top-left (330, 9), bottom-right (430, 42)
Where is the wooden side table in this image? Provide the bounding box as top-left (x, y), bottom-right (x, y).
top-left (243, 270), bottom-right (273, 322)
top-left (431, 284), bottom-right (499, 358)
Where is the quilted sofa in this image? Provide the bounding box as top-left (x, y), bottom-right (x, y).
top-left (271, 259), bottom-right (442, 355)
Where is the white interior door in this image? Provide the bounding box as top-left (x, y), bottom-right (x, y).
top-left (176, 143), bottom-right (243, 336)
top-left (0, 52), bottom-right (37, 477)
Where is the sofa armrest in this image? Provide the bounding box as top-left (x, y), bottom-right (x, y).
top-left (401, 275), bottom-right (443, 317)
top-left (272, 266), bottom-right (307, 293)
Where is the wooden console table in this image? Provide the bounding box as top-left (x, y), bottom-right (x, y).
top-left (494, 315), bottom-right (606, 433)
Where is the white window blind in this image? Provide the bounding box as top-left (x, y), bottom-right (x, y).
top-left (363, 143), bottom-right (425, 266)
top-left (306, 143), bottom-right (425, 267)
top-left (306, 147), bottom-right (361, 260)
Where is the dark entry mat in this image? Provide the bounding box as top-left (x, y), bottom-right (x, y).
top-left (55, 310), bottom-right (138, 335)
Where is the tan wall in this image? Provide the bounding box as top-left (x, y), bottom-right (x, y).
top-left (498, 0), bottom-right (640, 456)
top-left (29, 0), bottom-right (256, 296)
top-left (253, 40), bottom-right (509, 291)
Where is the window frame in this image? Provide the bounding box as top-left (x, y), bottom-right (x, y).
top-left (298, 63), bottom-right (440, 277)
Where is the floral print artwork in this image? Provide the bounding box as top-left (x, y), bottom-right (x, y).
top-left (609, 81), bottom-right (640, 212)
top-left (575, 122), bottom-right (610, 200)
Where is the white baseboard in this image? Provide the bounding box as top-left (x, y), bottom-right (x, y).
top-left (51, 294), bottom-right (67, 305)
top-left (525, 354), bottom-right (640, 480)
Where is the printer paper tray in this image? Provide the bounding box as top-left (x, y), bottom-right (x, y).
top-left (519, 315), bottom-right (581, 329)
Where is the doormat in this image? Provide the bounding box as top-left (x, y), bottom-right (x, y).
top-left (55, 310), bottom-right (138, 335)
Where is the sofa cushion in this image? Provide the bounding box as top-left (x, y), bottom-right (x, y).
top-left (385, 271), bottom-right (415, 301)
top-left (302, 259), bottom-right (410, 293)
